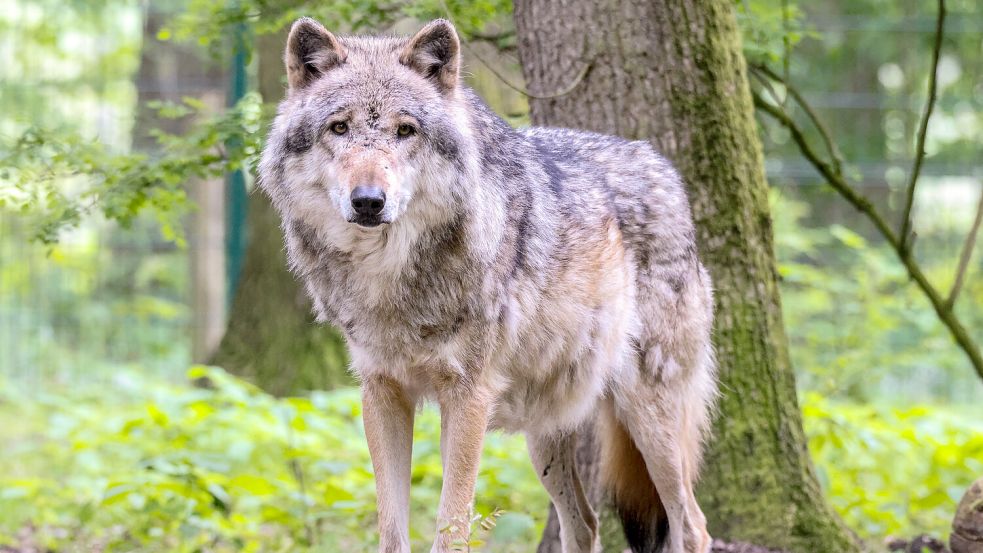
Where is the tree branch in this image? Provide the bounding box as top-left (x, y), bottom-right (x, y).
top-left (780, 0), bottom-right (791, 109)
top-left (753, 91), bottom-right (983, 382)
top-left (898, 0), bottom-right (946, 252)
top-left (461, 37), bottom-right (591, 99)
top-left (467, 28), bottom-right (516, 42)
top-left (439, 0), bottom-right (587, 100)
top-left (752, 93), bottom-right (891, 241)
top-left (749, 63), bottom-right (845, 178)
top-left (947, 189), bottom-right (983, 309)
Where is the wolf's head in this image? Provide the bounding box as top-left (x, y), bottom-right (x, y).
top-left (260, 18), bottom-right (468, 231)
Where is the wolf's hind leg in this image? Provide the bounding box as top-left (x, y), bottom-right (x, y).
top-left (526, 432), bottom-right (599, 553)
top-left (613, 381), bottom-right (711, 553)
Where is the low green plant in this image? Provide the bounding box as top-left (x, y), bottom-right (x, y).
top-left (2, 366), bottom-right (978, 551)
top-left (803, 393), bottom-right (983, 542)
top-left (0, 367), bottom-right (544, 552)
top-left (773, 192), bottom-right (983, 403)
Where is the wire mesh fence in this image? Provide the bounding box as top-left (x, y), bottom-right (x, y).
top-left (0, 1), bottom-right (980, 399)
top-left (0, 0), bottom-right (226, 383)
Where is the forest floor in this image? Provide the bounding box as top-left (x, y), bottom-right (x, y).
top-left (0, 530), bottom-right (955, 553)
top-left (710, 534), bottom-right (951, 553)
top-left (1, 531), bottom-right (811, 553)
top-left (711, 540), bottom-right (790, 553)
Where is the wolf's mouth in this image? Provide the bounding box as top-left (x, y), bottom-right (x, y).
top-left (350, 216), bottom-right (388, 228)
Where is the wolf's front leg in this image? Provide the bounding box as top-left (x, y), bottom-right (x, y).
top-left (362, 376), bottom-right (416, 553)
top-left (432, 388), bottom-right (491, 553)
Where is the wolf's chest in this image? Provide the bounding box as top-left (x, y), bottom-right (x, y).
top-left (308, 254), bottom-right (482, 357)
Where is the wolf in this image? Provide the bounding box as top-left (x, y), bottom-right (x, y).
top-left (258, 16), bottom-right (717, 553)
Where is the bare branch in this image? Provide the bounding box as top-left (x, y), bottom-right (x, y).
top-left (748, 66), bottom-right (783, 106)
top-left (898, 0), bottom-right (947, 252)
top-left (780, 0), bottom-right (791, 109)
top-left (947, 189), bottom-right (983, 309)
top-left (752, 92), bottom-right (892, 242)
top-left (438, 0), bottom-right (586, 99)
top-left (467, 28), bottom-right (516, 43)
top-left (753, 90), bottom-right (983, 382)
top-left (750, 63), bottom-right (845, 178)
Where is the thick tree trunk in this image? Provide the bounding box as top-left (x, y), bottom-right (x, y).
top-left (514, 1), bottom-right (859, 552)
top-left (210, 31), bottom-right (351, 396)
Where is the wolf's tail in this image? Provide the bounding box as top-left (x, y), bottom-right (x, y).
top-left (598, 406), bottom-right (669, 553)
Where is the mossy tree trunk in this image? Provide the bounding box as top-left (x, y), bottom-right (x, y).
top-left (210, 31), bottom-right (351, 396)
top-left (514, 1), bottom-right (859, 551)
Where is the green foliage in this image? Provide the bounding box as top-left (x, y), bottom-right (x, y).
top-left (1, 0), bottom-right (515, 246)
top-left (735, 0), bottom-right (812, 65)
top-left (0, 94), bottom-right (264, 245)
top-left (2, 367), bottom-right (977, 551)
top-left (803, 393), bottom-right (983, 541)
top-left (163, 0), bottom-right (513, 58)
top-left (0, 0), bottom-right (142, 139)
top-left (0, 217), bottom-right (190, 380)
top-left (2, 1), bottom-right (981, 550)
top-left (774, 191), bottom-right (983, 402)
top-left (0, 367), bottom-right (545, 552)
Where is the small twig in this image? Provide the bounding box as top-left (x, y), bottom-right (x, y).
top-left (780, 0), bottom-right (791, 109)
top-left (947, 188), bottom-right (983, 309)
top-left (437, 0), bottom-right (589, 100)
top-left (462, 38), bottom-right (591, 100)
top-left (748, 66), bottom-right (783, 106)
top-left (899, 0), bottom-right (946, 252)
top-left (746, 73), bottom-right (787, 147)
top-left (467, 28), bottom-right (516, 43)
top-left (753, 93), bottom-right (886, 238)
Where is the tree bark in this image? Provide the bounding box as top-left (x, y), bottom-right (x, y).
top-left (210, 31), bottom-right (351, 396)
top-left (513, 1), bottom-right (859, 551)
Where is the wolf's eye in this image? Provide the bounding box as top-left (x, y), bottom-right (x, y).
top-left (330, 121), bottom-right (348, 135)
top-left (396, 123), bottom-right (416, 138)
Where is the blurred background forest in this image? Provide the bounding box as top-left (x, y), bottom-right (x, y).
top-left (0, 0), bottom-right (981, 552)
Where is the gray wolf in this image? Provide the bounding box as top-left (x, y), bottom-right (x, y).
top-left (259, 17), bottom-right (717, 553)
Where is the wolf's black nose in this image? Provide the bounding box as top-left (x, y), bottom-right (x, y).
top-left (351, 186), bottom-right (386, 217)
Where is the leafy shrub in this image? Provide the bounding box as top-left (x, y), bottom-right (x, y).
top-left (3, 367), bottom-right (979, 552)
top-left (0, 367), bottom-right (544, 552)
top-left (773, 192), bottom-right (983, 403)
top-left (804, 393), bottom-right (983, 542)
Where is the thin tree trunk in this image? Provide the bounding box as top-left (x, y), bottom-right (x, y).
top-left (211, 31), bottom-right (351, 396)
top-left (514, 1), bottom-right (859, 551)
top-left (134, 4), bottom-right (226, 363)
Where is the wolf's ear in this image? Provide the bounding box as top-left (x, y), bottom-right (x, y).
top-left (285, 18), bottom-right (347, 90)
top-left (399, 19), bottom-right (461, 94)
